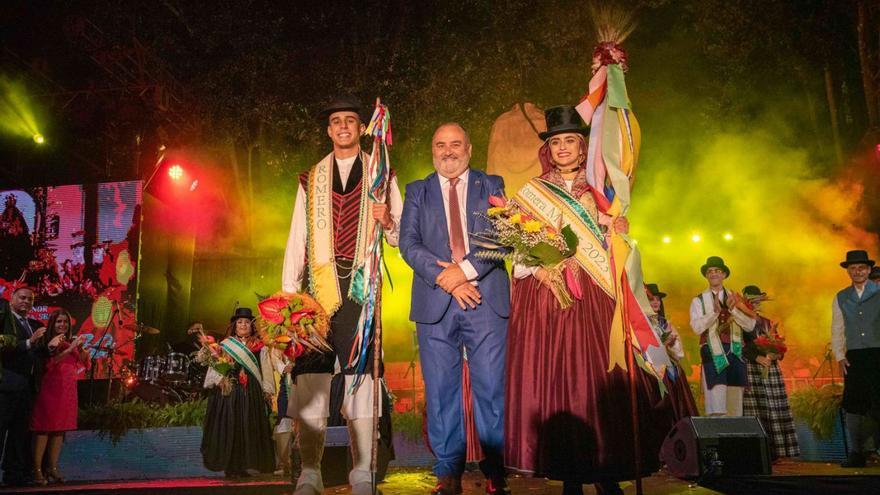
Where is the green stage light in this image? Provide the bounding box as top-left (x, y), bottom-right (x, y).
top-left (662, 235), bottom-right (671, 244)
top-left (691, 233), bottom-right (701, 243)
top-left (0, 76), bottom-right (44, 143)
top-left (723, 232), bottom-right (733, 241)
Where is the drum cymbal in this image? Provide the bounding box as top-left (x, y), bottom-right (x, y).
top-left (141, 325), bottom-right (161, 335)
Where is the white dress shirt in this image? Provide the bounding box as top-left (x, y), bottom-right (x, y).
top-left (689, 287), bottom-right (757, 335)
top-left (831, 284), bottom-right (865, 362)
top-left (281, 155), bottom-right (403, 293)
top-left (439, 169), bottom-right (478, 282)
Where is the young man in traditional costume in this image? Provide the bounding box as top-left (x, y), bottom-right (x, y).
top-left (831, 250), bottom-right (880, 468)
top-left (689, 256), bottom-right (756, 417)
top-left (281, 96), bottom-right (403, 495)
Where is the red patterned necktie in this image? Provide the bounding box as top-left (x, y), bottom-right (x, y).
top-left (447, 177), bottom-right (466, 262)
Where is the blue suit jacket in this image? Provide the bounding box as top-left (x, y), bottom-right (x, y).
top-left (400, 169), bottom-right (510, 324)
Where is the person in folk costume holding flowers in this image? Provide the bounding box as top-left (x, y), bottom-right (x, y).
top-left (504, 107), bottom-right (673, 495)
top-left (739, 285), bottom-right (799, 460)
top-left (281, 96), bottom-right (402, 495)
top-left (201, 307), bottom-right (276, 477)
top-left (645, 283), bottom-right (698, 422)
top-left (831, 250), bottom-right (880, 468)
top-left (689, 256), bottom-right (757, 417)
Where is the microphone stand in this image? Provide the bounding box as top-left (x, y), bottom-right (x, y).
top-left (87, 302), bottom-right (120, 405)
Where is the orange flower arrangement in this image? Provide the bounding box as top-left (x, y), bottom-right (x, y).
top-left (256, 291), bottom-right (332, 362)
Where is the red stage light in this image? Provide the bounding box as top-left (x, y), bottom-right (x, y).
top-left (168, 164), bottom-right (184, 180)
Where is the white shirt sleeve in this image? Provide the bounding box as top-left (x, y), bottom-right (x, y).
top-left (383, 175), bottom-right (403, 247)
top-left (281, 184), bottom-right (307, 294)
top-left (689, 295), bottom-right (718, 335)
top-left (512, 264), bottom-right (539, 280)
top-left (203, 367), bottom-right (222, 389)
top-left (831, 297), bottom-right (847, 362)
top-left (731, 307), bottom-right (757, 331)
top-left (260, 348), bottom-right (276, 396)
top-left (668, 323), bottom-right (685, 360)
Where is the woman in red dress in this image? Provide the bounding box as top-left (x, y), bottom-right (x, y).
top-left (504, 106), bottom-right (673, 495)
top-left (30, 308), bottom-right (88, 485)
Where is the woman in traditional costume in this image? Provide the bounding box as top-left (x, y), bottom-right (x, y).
top-left (645, 283), bottom-right (699, 422)
top-left (201, 307), bottom-right (275, 477)
top-left (504, 106), bottom-right (672, 495)
top-left (740, 285), bottom-right (800, 460)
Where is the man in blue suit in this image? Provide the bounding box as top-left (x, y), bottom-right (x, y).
top-left (400, 123), bottom-right (510, 495)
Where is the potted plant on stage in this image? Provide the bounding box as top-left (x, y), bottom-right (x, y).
top-left (789, 383), bottom-right (846, 461)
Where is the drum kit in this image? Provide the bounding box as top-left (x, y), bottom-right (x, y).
top-left (120, 324), bottom-right (206, 404)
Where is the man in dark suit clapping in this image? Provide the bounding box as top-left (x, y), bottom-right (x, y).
top-left (0, 285), bottom-right (46, 486)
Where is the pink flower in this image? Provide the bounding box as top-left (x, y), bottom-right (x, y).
top-left (488, 195), bottom-right (507, 207)
top-left (289, 309), bottom-right (315, 325)
top-left (258, 296), bottom-right (288, 324)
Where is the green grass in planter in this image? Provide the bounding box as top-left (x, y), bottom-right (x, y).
top-left (392, 411), bottom-right (424, 442)
top-left (789, 384), bottom-right (843, 440)
top-left (78, 399), bottom-right (208, 444)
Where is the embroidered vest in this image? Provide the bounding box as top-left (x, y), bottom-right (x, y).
top-left (836, 282), bottom-right (880, 351)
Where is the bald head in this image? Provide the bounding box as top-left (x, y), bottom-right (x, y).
top-left (431, 122), bottom-right (472, 179)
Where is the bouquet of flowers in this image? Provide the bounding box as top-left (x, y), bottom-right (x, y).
top-left (753, 333), bottom-right (788, 379)
top-left (192, 333), bottom-right (236, 395)
top-left (472, 195), bottom-right (580, 308)
top-left (257, 291), bottom-right (332, 362)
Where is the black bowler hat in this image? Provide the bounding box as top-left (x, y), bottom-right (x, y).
top-left (645, 283), bottom-right (667, 299)
top-left (742, 285), bottom-right (767, 298)
top-left (538, 105), bottom-right (590, 141)
top-left (230, 307), bottom-right (256, 322)
top-left (700, 256), bottom-right (730, 277)
top-left (840, 250), bottom-right (875, 268)
top-left (318, 95), bottom-right (366, 124)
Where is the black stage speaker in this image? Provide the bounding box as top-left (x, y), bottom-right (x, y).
top-left (321, 426), bottom-right (353, 487)
top-left (318, 425), bottom-right (392, 487)
top-left (660, 416), bottom-right (772, 479)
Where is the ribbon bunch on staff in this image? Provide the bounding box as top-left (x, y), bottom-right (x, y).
top-left (574, 12), bottom-right (668, 377)
top-left (347, 99), bottom-right (393, 384)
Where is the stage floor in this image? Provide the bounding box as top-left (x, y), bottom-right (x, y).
top-left (3, 461), bottom-right (880, 495)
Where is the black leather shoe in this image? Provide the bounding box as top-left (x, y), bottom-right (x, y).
top-left (841, 452), bottom-right (867, 468)
top-left (485, 477), bottom-right (511, 495)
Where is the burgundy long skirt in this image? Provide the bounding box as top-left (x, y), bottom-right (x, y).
top-left (504, 267), bottom-right (673, 483)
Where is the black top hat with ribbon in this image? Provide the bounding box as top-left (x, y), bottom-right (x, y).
top-left (742, 285), bottom-right (767, 298)
top-left (229, 307), bottom-right (256, 322)
top-left (644, 283), bottom-right (667, 299)
top-left (700, 256), bottom-right (730, 277)
top-left (539, 105), bottom-right (590, 141)
top-left (318, 95), bottom-right (366, 124)
top-left (840, 250), bottom-right (875, 268)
